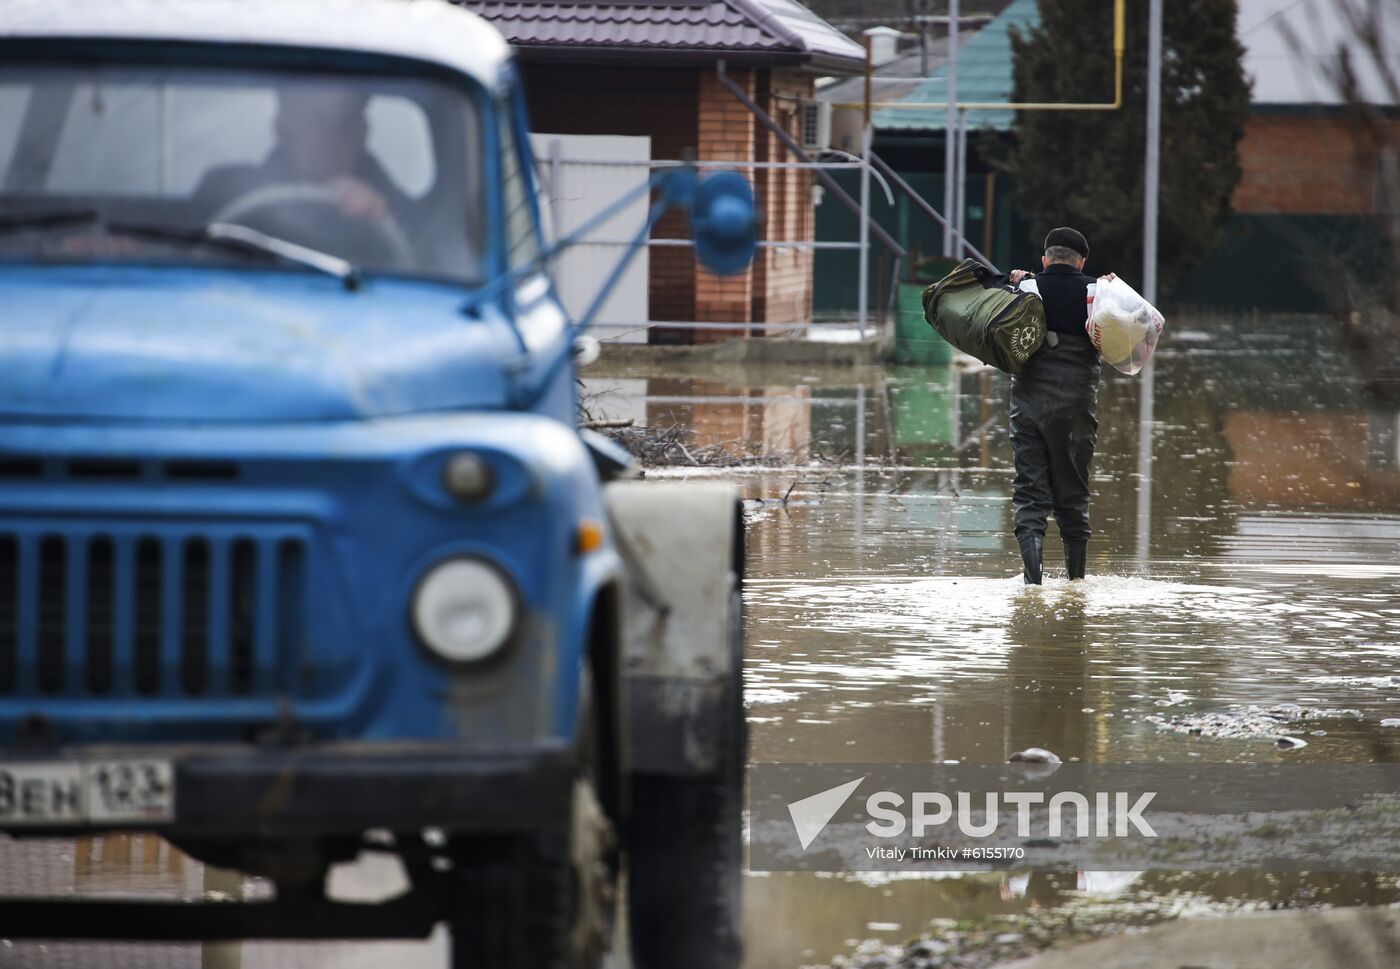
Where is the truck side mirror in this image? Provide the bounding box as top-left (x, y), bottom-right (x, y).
top-left (572, 334), bottom-right (601, 366)
top-left (690, 172), bottom-right (757, 276)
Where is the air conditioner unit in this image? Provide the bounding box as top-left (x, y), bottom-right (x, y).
top-left (799, 99), bottom-right (832, 152)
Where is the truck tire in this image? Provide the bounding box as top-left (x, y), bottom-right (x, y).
top-left (450, 667), bottom-right (617, 969)
top-left (627, 580), bottom-right (745, 969)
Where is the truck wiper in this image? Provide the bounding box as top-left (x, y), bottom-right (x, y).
top-left (204, 222), bottom-right (362, 290)
top-left (0, 208), bottom-right (101, 234)
top-left (0, 211), bottom-right (361, 290)
top-left (109, 221), bottom-right (362, 291)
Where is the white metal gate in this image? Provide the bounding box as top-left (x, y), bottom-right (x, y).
top-left (530, 133), bottom-right (651, 344)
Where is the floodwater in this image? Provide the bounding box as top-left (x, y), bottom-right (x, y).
top-left (586, 315), bottom-right (1400, 967)
top-left (5, 315), bottom-right (1400, 967)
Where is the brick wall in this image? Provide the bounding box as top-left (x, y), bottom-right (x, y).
top-left (521, 63), bottom-right (818, 343)
top-left (696, 68), bottom-right (816, 340)
top-left (1233, 113), bottom-right (1400, 215)
top-left (756, 70), bottom-right (816, 329)
top-left (522, 66), bottom-right (699, 326)
top-left (694, 68), bottom-right (758, 342)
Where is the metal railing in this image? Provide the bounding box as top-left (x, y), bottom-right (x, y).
top-left (534, 151), bottom-right (902, 339)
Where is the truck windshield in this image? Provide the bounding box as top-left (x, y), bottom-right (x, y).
top-left (0, 62), bottom-right (485, 284)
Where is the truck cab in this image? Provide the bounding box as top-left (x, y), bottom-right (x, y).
top-left (0, 4), bottom-right (748, 967)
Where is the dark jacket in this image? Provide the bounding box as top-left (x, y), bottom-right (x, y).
top-left (1008, 264), bottom-right (1101, 546)
top-left (1032, 263), bottom-right (1096, 335)
top-left (1014, 262), bottom-right (1101, 385)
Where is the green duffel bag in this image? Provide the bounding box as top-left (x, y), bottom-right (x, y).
top-left (921, 258), bottom-right (1047, 374)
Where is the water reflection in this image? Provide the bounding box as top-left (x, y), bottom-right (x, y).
top-left (1225, 410), bottom-right (1400, 506)
top-left (588, 316), bottom-right (1400, 967)
top-left (1005, 587), bottom-right (1093, 760)
top-left (886, 363), bottom-right (958, 458)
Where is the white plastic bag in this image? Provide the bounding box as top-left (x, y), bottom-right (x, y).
top-left (1086, 276), bottom-right (1164, 375)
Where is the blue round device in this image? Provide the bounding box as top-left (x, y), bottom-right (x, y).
top-left (691, 171), bottom-right (758, 276)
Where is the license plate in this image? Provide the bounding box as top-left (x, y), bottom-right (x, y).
top-left (0, 759), bottom-right (174, 826)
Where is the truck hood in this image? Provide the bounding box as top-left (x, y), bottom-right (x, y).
top-left (0, 266), bottom-right (523, 422)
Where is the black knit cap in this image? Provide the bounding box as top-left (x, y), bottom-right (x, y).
top-left (1044, 226), bottom-right (1089, 259)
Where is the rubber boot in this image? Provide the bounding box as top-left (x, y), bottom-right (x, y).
top-left (1018, 534), bottom-right (1043, 586)
top-left (1065, 543), bottom-right (1087, 581)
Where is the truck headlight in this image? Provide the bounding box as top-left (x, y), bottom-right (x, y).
top-left (412, 558), bottom-right (518, 663)
top-left (442, 452), bottom-right (495, 503)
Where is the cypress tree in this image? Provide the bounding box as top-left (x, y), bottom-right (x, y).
top-left (995, 0), bottom-right (1250, 298)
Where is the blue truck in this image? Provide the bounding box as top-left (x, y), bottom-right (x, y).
top-left (0, 2), bottom-right (753, 967)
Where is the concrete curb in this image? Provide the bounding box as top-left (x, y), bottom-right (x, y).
top-left (596, 337), bottom-right (885, 368)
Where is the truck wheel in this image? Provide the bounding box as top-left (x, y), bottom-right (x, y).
top-left (627, 581), bottom-right (745, 969)
top-left (449, 667), bottom-right (617, 969)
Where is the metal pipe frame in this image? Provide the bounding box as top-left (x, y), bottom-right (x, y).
top-left (834, 0), bottom-right (1125, 112)
top-left (715, 60), bottom-right (905, 260)
top-left (943, 0), bottom-right (958, 255)
top-left (1135, 0), bottom-right (1163, 566)
top-left (540, 158), bottom-right (866, 170)
top-left (582, 238), bottom-right (863, 250)
top-left (868, 151), bottom-right (997, 270)
top-left (954, 107), bottom-right (967, 259)
top-left (591, 320), bottom-right (866, 332)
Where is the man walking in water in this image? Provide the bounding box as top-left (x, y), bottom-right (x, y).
top-left (1006, 228), bottom-right (1110, 585)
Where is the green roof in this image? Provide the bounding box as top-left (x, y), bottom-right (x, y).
top-left (874, 0), bottom-right (1039, 132)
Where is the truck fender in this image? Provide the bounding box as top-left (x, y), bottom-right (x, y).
top-left (603, 481), bottom-right (743, 777)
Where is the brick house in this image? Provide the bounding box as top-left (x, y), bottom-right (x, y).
top-left (1176, 0), bottom-right (1400, 311)
top-left (1233, 114), bottom-right (1400, 219)
top-left (456, 0), bottom-right (865, 340)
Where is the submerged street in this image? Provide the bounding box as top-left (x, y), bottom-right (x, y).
top-left (588, 314), bottom-right (1400, 967)
top-left (4, 315), bottom-right (1400, 967)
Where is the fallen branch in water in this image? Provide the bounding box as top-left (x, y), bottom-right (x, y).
top-left (600, 422), bottom-right (843, 469)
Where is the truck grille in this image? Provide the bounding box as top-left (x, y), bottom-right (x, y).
top-left (0, 529), bottom-right (306, 698)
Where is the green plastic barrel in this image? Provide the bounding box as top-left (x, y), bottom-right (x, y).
top-left (894, 283), bottom-right (953, 365)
